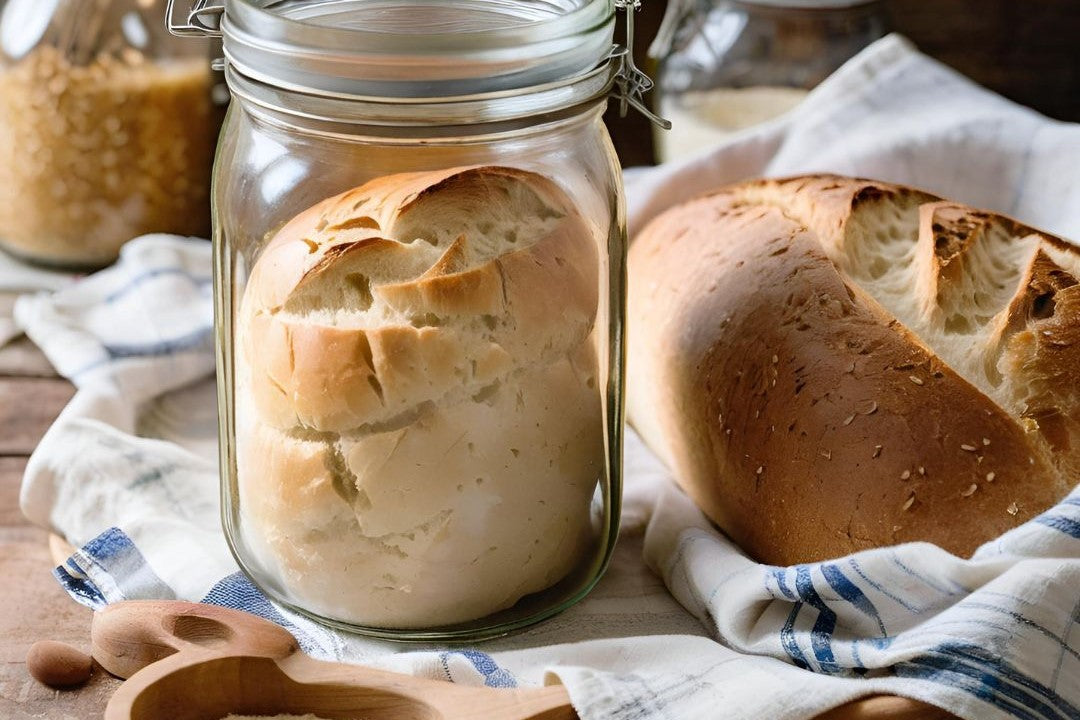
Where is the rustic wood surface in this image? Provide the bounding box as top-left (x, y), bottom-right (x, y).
top-left (0, 346), bottom-right (122, 719)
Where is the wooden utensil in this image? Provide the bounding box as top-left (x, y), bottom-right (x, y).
top-left (91, 601), bottom-right (574, 720)
top-left (91, 601), bottom-right (956, 720)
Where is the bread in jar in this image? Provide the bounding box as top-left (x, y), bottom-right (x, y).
top-left (241, 166), bottom-right (598, 433)
top-left (627, 175), bottom-right (1078, 565)
top-left (235, 166), bottom-right (605, 627)
top-left (237, 347), bottom-right (601, 628)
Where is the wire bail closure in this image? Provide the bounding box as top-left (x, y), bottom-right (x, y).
top-left (612, 0), bottom-right (671, 129)
top-left (166, 0), bottom-right (223, 37)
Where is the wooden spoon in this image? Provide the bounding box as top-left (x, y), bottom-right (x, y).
top-left (90, 601), bottom-right (956, 720)
top-left (91, 601), bottom-right (574, 720)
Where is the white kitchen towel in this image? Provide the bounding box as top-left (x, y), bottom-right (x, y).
top-left (0, 250), bottom-right (77, 347)
top-left (17, 35), bottom-right (1080, 720)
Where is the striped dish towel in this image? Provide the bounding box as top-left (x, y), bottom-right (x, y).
top-left (17, 35), bottom-right (1080, 720)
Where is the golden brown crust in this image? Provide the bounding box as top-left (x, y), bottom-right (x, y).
top-left (628, 175), bottom-right (1078, 564)
top-left (239, 165), bottom-right (598, 433)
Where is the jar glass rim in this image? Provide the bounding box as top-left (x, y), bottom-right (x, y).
top-left (222, 0), bottom-right (616, 98)
top-left (231, 0), bottom-right (610, 46)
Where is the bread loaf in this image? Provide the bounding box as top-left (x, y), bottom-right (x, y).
top-left (242, 166), bottom-right (598, 433)
top-left (235, 166), bottom-right (605, 627)
top-left (628, 175), bottom-right (1078, 564)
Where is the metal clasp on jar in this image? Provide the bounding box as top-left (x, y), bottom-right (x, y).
top-left (612, 0), bottom-right (671, 128)
top-left (166, 0), bottom-right (223, 37)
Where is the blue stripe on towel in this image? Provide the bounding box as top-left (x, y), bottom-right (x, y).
top-left (102, 324), bottom-right (214, 360)
top-left (780, 602), bottom-right (811, 670)
top-left (769, 567), bottom-right (798, 601)
top-left (795, 566), bottom-right (840, 674)
top-left (847, 556), bottom-right (922, 614)
top-left (54, 564), bottom-right (108, 609)
top-left (200, 572), bottom-right (325, 655)
top-left (73, 324), bottom-right (214, 377)
top-left (890, 552), bottom-right (965, 596)
top-left (82, 526), bottom-right (138, 559)
top-left (105, 267), bottom-right (211, 304)
top-left (958, 601), bottom-right (1080, 664)
top-left (52, 527), bottom-right (174, 608)
top-left (896, 642), bottom-right (1078, 720)
top-left (821, 562), bottom-right (887, 636)
top-left (1035, 514), bottom-right (1080, 539)
top-left (440, 650), bottom-right (518, 688)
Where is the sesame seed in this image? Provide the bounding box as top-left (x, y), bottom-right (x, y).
top-left (754, 410), bottom-right (760, 419)
top-left (986, 472), bottom-right (996, 482)
top-left (1006, 502), bottom-right (1019, 516)
top-left (843, 413), bottom-right (856, 426)
top-left (909, 375), bottom-right (924, 386)
top-left (961, 483), bottom-right (978, 497)
top-left (960, 444), bottom-right (977, 452)
top-left (756, 466), bottom-right (763, 475)
top-left (918, 466), bottom-right (926, 476)
top-left (982, 438), bottom-right (991, 446)
top-left (902, 494), bottom-right (916, 511)
top-left (726, 429), bottom-right (733, 436)
top-left (900, 470), bottom-right (911, 480)
top-left (872, 445), bottom-right (882, 459)
top-left (772, 354), bottom-right (779, 364)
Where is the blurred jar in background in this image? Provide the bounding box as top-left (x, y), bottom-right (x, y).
top-left (650, 0), bottom-right (887, 163)
top-left (0, 0), bottom-right (218, 269)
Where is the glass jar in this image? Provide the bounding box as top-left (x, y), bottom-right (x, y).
top-left (650, 0), bottom-right (887, 162)
top-left (0, 0), bottom-right (218, 269)
top-left (173, 0), bottom-right (650, 640)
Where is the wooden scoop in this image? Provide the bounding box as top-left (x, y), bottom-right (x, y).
top-left (90, 600), bottom-right (956, 720)
top-left (91, 601), bottom-right (574, 720)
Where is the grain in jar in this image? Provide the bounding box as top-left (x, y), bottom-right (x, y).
top-left (0, 46), bottom-right (214, 268)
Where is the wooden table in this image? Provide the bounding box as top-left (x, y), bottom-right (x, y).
top-left (0, 336), bottom-right (121, 718)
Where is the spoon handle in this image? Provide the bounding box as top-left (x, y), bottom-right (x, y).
top-left (281, 653), bottom-right (577, 720)
top-left (93, 601), bottom-right (578, 720)
top-left (91, 600), bottom-right (299, 678)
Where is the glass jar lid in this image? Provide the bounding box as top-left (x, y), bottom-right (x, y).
top-left (168, 0), bottom-right (668, 128)
top-left (170, 0), bottom-right (612, 96)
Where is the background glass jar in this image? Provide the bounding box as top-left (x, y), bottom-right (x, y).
top-left (177, 0), bottom-right (637, 640)
top-left (650, 0), bottom-right (887, 162)
top-left (0, 0), bottom-right (219, 269)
